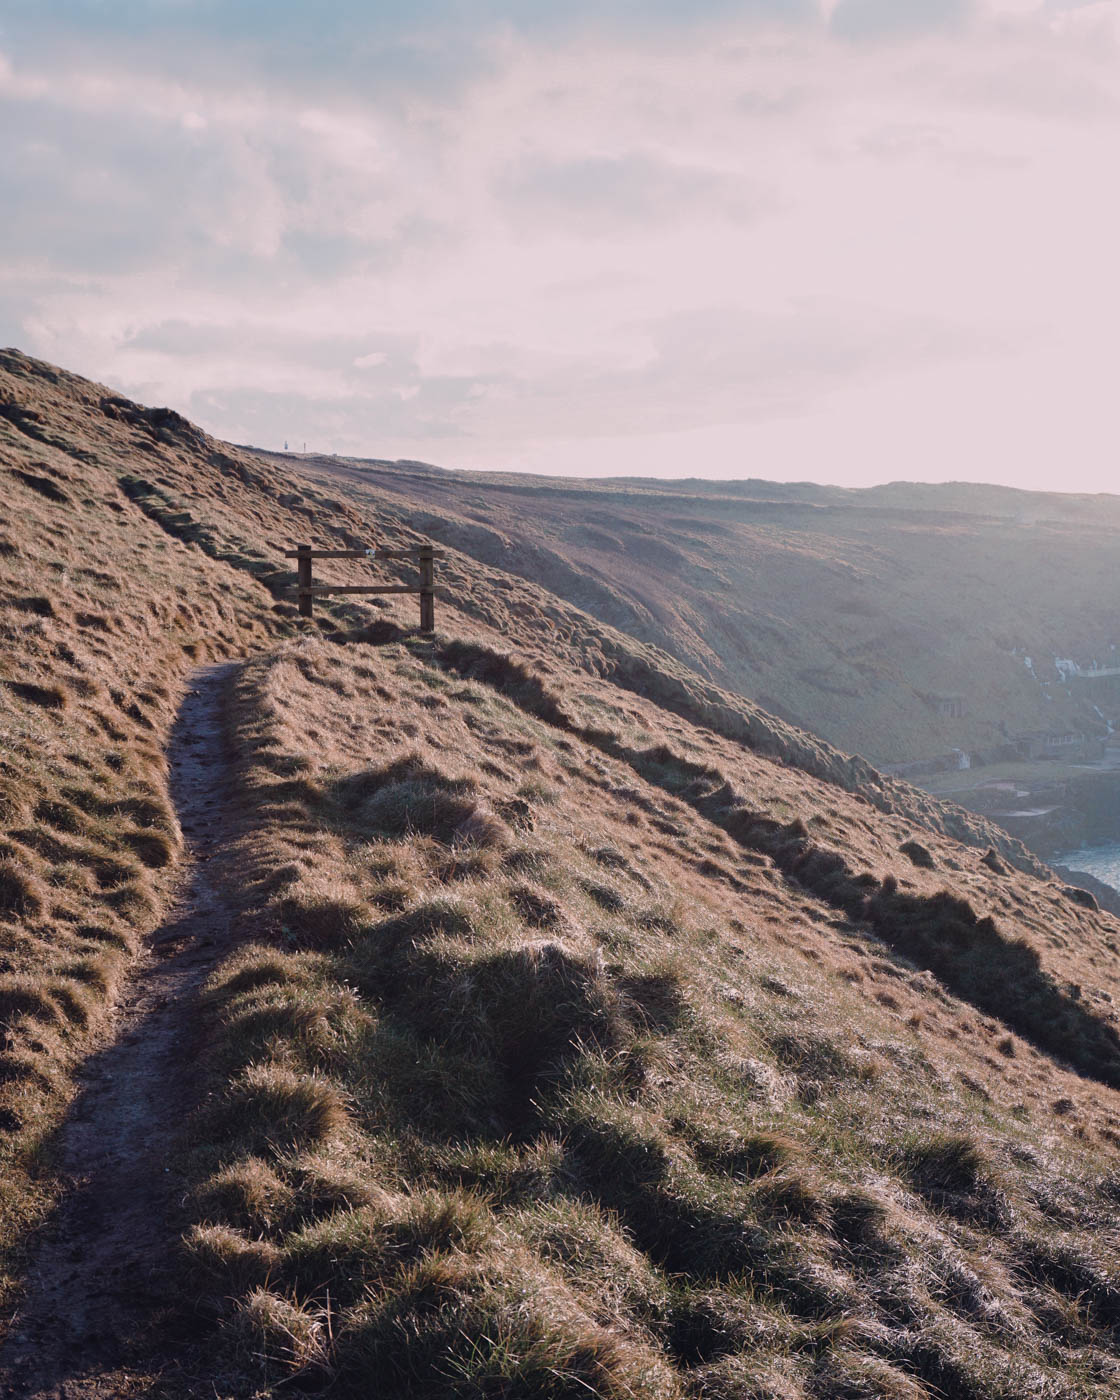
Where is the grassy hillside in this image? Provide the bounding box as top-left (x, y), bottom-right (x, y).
top-left (272, 452), bottom-right (1120, 768)
top-left (5, 348), bottom-right (1120, 1396)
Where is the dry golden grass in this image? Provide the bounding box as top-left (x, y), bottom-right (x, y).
top-left (10, 348), bottom-right (1120, 1395)
top-left (0, 349), bottom-right (296, 1304)
top-left (169, 634), bottom-right (1120, 1396)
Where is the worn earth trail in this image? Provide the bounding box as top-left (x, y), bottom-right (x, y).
top-left (0, 663), bottom-right (241, 1399)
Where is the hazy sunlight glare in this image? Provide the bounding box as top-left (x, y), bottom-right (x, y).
top-left (1, 2), bottom-right (1118, 488)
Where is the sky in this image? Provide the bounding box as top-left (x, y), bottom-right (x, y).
top-left (1, 0), bottom-right (1118, 488)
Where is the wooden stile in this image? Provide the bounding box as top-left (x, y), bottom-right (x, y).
top-left (287, 541), bottom-right (442, 632)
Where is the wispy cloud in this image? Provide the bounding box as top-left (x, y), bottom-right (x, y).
top-left (829, 0), bottom-right (975, 40)
top-left (494, 153), bottom-right (771, 235)
top-left (1, 1), bottom-right (1118, 488)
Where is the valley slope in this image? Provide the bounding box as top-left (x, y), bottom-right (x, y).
top-left (273, 452), bottom-right (1120, 771)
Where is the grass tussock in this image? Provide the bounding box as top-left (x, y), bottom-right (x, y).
top-left (0, 860), bottom-right (47, 920)
top-left (331, 1249), bottom-right (675, 1400)
top-left (117, 826), bottom-right (176, 869)
top-left (183, 1223), bottom-right (283, 1292)
top-left (209, 1063), bottom-right (349, 1156)
top-left (192, 1158), bottom-right (295, 1234)
top-left (232, 1287), bottom-right (329, 1379)
top-left (209, 945), bottom-right (323, 1001)
top-left (0, 976), bottom-right (66, 1030)
top-left (516, 1197), bottom-right (670, 1326)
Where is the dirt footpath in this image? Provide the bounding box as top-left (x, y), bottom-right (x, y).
top-left (0, 662), bottom-right (240, 1399)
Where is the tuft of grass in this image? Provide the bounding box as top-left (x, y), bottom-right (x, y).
top-left (61, 952), bottom-right (120, 999)
top-left (101, 875), bottom-right (157, 923)
top-left (509, 882), bottom-right (564, 928)
top-left (814, 1351), bottom-right (929, 1399)
top-left (515, 1197), bottom-right (670, 1327)
top-left (118, 826), bottom-right (176, 868)
top-left (233, 1288), bottom-right (329, 1378)
top-left (270, 873), bottom-right (370, 950)
top-left (0, 977), bottom-right (64, 1029)
top-left (220, 980), bottom-right (372, 1076)
top-left (33, 797), bottom-right (87, 833)
top-left (193, 1158), bottom-right (295, 1234)
top-left (209, 1064), bottom-right (349, 1156)
top-left (436, 1137), bottom-right (563, 1207)
top-left (897, 1131), bottom-right (1013, 1228)
top-left (453, 803), bottom-right (512, 849)
top-left (282, 1152), bottom-right (381, 1218)
top-left (0, 860), bottom-right (46, 920)
top-left (899, 839), bottom-right (936, 870)
top-left (210, 945), bottom-right (322, 1001)
top-left (5, 679), bottom-right (70, 710)
top-left (0, 782), bottom-right (31, 827)
top-left (47, 977), bottom-right (97, 1028)
top-left (183, 1223), bottom-right (283, 1292)
top-left (901, 1131), bottom-right (990, 1196)
top-left (750, 1169), bottom-right (829, 1225)
top-left (377, 936), bottom-right (629, 1133)
top-left (282, 1189), bottom-right (495, 1307)
top-left (766, 1028), bottom-right (865, 1087)
top-left (828, 1189), bottom-right (899, 1264)
top-left (330, 1249), bottom-right (670, 1400)
top-left (334, 753), bottom-right (485, 846)
top-left (0, 1040), bottom-right (64, 1091)
top-left (687, 1128), bottom-right (800, 1179)
top-left (581, 878), bottom-right (626, 913)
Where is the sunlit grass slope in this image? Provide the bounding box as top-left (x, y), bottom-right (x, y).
top-left (0, 352), bottom-right (295, 1300)
top-left (185, 637), bottom-right (1120, 1397)
top-left (4, 348), bottom-right (1120, 1396)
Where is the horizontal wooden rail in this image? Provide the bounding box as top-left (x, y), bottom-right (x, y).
top-left (300, 584), bottom-right (419, 596)
top-left (284, 548), bottom-right (372, 559)
top-left (283, 547), bottom-right (444, 560)
top-left (288, 540), bottom-right (438, 631)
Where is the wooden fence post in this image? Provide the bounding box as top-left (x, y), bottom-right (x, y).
top-left (419, 545), bottom-right (435, 633)
top-left (297, 544), bottom-right (313, 618)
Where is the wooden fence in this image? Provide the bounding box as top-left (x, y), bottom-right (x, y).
top-left (285, 543), bottom-right (442, 632)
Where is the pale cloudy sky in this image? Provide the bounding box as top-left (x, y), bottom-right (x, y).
top-left (1, 0), bottom-right (1118, 486)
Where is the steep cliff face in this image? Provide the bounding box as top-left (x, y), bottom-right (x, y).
top-left (5, 349), bottom-right (1120, 1396)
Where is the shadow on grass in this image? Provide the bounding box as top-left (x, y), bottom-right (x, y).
top-left (435, 641), bottom-right (1120, 1094)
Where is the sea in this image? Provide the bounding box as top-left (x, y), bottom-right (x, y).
top-left (1060, 843), bottom-right (1120, 893)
